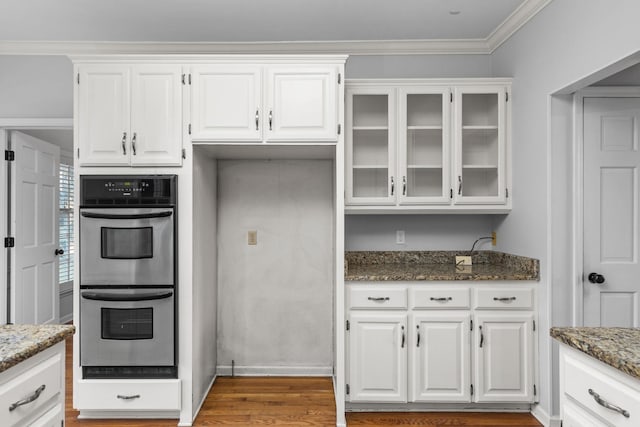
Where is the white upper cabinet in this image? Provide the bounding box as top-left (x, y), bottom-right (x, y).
top-left (191, 66), bottom-right (262, 141)
top-left (191, 65), bottom-right (340, 143)
top-left (345, 79), bottom-right (511, 213)
top-left (77, 64), bottom-right (183, 166)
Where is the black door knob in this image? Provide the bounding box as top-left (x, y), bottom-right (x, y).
top-left (588, 273), bottom-right (605, 284)
top-left (55, 248), bottom-right (64, 256)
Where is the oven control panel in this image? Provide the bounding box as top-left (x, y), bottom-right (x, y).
top-left (80, 175), bottom-right (177, 206)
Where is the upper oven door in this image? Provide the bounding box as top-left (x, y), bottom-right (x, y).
top-left (80, 208), bottom-right (174, 286)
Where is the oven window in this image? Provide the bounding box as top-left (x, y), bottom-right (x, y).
top-left (101, 227), bottom-right (153, 259)
top-left (101, 307), bottom-right (153, 340)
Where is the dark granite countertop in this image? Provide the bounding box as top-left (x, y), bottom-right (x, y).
top-left (345, 251), bottom-right (539, 281)
top-left (551, 327), bottom-right (640, 380)
top-left (0, 324), bottom-right (75, 373)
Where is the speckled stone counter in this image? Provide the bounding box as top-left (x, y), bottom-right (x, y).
top-left (0, 324), bottom-right (75, 373)
top-left (345, 251), bottom-right (539, 281)
top-left (551, 327), bottom-right (640, 380)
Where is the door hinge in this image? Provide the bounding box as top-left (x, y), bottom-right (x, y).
top-left (5, 150), bottom-right (15, 161)
top-left (338, 124), bottom-right (341, 135)
top-left (189, 74), bottom-right (192, 85)
top-left (338, 73), bottom-right (341, 84)
top-left (182, 148), bottom-right (186, 159)
top-left (534, 384), bottom-right (537, 396)
top-left (470, 319), bottom-right (473, 331)
top-left (506, 188), bottom-right (509, 198)
top-left (346, 320), bottom-right (350, 331)
top-left (4, 237), bottom-right (15, 248)
top-left (346, 384), bottom-right (350, 395)
top-left (450, 188), bottom-right (453, 199)
top-left (77, 148), bottom-right (80, 159)
top-left (506, 92), bottom-right (509, 102)
top-left (450, 92), bottom-right (453, 103)
top-left (188, 124), bottom-right (192, 135)
top-left (182, 74), bottom-right (186, 85)
top-left (470, 384), bottom-right (474, 396)
top-left (533, 320), bottom-right (536, 331)
top-left (77, 73), bottom-right (80, 85)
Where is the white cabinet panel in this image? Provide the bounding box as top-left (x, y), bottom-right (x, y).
top-left (266, 67), bottom-right (337, 141)
top-left (77, 379), bottom-right (181, 411)
top-left (191, 66), bottom-right (262, 141)
top-left (411, 312), bottom-right (471, 402)
top-left (474, 312), bottom-right (534, 402)
top-left (78, 65), bottom-right (131, 166)
top-left (348, 313), bottom-right (407, 403)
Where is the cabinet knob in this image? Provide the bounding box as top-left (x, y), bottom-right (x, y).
top-left (588, 273), bottom-right (605, 284)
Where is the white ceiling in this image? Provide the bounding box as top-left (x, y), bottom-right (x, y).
top-left (0, 0), bottom-right (551, 54)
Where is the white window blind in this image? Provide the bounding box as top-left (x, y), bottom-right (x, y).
top-left (59, 163), bottom-right (74, 284)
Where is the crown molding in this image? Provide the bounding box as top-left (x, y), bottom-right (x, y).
top-left (0, 118), bottom-right (73, 128)
top-left (0, 0), bottom-right (551, 56)
top-left (486, 0), bottom-right (553, 52)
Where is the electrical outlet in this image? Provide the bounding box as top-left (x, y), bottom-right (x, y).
top-left (456, 256), bottom-right (472, 266)
top-left (396, 230), bottom-right (405, 244)
top-left (248, 230), bottom-right (257, 245)
top-left (492, 231), bottom-right (497, 246)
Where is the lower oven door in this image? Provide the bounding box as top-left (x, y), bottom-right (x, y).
top-left (80, 288), bottom-right (174, 367)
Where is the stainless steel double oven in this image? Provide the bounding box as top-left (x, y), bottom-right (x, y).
top-left (79, 175), bottom-right (177, 378)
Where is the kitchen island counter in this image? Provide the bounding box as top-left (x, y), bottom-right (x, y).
top-left (0, 324), bottom-right (75, 373)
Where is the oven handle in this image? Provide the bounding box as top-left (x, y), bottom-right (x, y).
top-left (81, 211), bottom-right (173, 220)
top-left (81, 291), bottom-right (173, 302)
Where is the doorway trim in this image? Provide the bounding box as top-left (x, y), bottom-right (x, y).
top-left (0, 117), bottom-right (72, 324)
top-left (571, 88), bottom-right (640, 326)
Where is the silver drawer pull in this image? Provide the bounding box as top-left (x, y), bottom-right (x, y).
top-left (493, 297), bottom-right (517, 302)
top-left (9, 384), bottom-right (46, 411)
top-left (589, 389), bottom-right (630, 418)
top-left (430, 297), bottom-right (453, 302)
top-left (117, 394), bottom-right (141, 400)
top-left (368, 297), bottom-right (390, 302)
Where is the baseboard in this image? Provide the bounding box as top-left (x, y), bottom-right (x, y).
top-left (193, 375), bottom-right (216, 420)
top-left (59, 313), bottom-right (73, 324)
top-left (531, 404), bottom-right (562, 427)
top-left (216, 365), bottom-right (332, 376)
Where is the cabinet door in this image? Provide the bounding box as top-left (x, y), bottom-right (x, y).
top-left (346, 87), bottom-right (397, 205)
top-left (77, 65), bottom-right (131, 166)
top-left (453, 86), bottom-right (507, 205)
top-left (191, 66), bottom-right (262, 141)
top-left (411, 312), bottom-right (471, 402)
top-left (348, 312), bottom-right (407, 402)
top-left (398, 87), bottom-right (451, 205)
top-left (265, 67), bottom-right (338, 141)
top-left (130, 65), bottom-right (183, 166)
top-left (474, 312), bottom-right (535, 402)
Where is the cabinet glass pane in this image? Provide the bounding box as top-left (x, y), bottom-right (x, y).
top-left (407, 94), bottom-right (442, 127)
top-left (462, 129), bottom-right (498, 167)
top-left (462, 169), bottom-right (498, 197)
top-left (353, 95), bottom-right (389, 128)
top-left (353, 168), bottom-right (389, 198)
top-left (407, 168), bottom-right (443, 197)
top-left (353, 129), bottom-right (389, 167)
top-left (462, 93), bottom-right (498, 127)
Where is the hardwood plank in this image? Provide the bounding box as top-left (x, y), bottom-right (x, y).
top-left (64, 337), bottom-right (542, 426)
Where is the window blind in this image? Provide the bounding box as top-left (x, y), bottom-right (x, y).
top-left (59, 163), bottom-right (74, 284)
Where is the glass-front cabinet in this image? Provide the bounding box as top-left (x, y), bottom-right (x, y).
top-left (346, 79), bottom-right (511, 212)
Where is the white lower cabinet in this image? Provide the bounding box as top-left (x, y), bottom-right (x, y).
top-left (560, 344), bottom-right (640, 427)
top-left (346, 283), bottom-right (537, 405)
top-left (76, 379), bottom-right (181, 412)
top-left (348, 313), bottom-right (407, 402)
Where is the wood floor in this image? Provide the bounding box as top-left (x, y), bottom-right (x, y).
top-left (65, 338), bottom-right (542, 426)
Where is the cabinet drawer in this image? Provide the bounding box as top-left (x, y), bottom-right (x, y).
top-left (77, 379), bottom-right (181, 411)
top-left (30, 404), bottom-right (62, 427)
top-left (349, 287), bottom-right (407, 309)
top-left (564, 354), bottom-right (640, 426)
top-left (474, 288), bottom-right (534, 309)
top-left (0, 353), bottom-right (62, 427)
top-left (411, 287), bottom-right (470, 309)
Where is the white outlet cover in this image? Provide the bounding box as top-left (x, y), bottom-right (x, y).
top-left (396, 230), bottom-right (405, 244)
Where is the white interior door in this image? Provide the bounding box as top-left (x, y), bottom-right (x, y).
top-left (583, 97), bottom-right (640, 327)
top-left (10, 131), bottom-right (60, 324)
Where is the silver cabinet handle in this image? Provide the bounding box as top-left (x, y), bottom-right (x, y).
top-left (416, 325), bottom-right (420, 347)
top-left (131, 132), bottom-right (137, 155)
top-left (121, 132), bottom-right (127, 155)
top-left (458, 175), bottom-right (462, 195)
top-left (255, 109), bottom-right (259, 130)
top-left (402, 176), bottom-right (407, 196)
top-left (9, 384), bottom-right (46, 411)
top-left (493, 297), bottom-right (517, 302)
top-left (269, 110), bottom-right (273, 130)
top-left (367, 297), bottom-right (390, 302)
top-left (390, 176), bottom-right (395, 195)
top-left (117, 394), bottom-right (141, 400)
top-left (589, 389), bottom-right (630, 418)
top-left (401, 325), bottom-right (405, 348)
top-left (430, 297), bottom-right (453, 302)
top-left (479, 325), bottom-right (484, 348)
